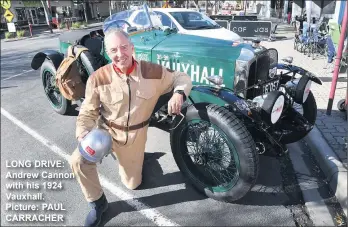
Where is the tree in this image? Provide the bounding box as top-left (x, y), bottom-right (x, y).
top-left (73, 0), bottom-right (89, 23)
top-left (70, 0), bottom-right (76, 17)
top-left (41, 0), bottom-right (53, 33)
top-left (174, 0), bottom-right (187, 8)
top-left (193, 0), bottom-right (200, 10)
top-left (82, 0), bottom-right (88, 24)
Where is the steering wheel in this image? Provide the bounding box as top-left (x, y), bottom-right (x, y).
top-left (104, 19), bottom-right (132, 32)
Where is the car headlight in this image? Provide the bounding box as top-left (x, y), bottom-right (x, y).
top-left (234, 60), bottom-right (248, 97)
top-left (284, 74), bottom-right (312, 104)
top-left (252, 39), bottom-right (261, 48)
top-left (234, 48), bottom-right (255, 97)
top-left (252, 91), bottom-right (285, 124)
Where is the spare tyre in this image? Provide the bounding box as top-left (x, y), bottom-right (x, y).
top-left (40, 45), bottom-right (100, 115)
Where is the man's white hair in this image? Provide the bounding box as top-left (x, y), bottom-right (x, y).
top-left (104, 27), bottom-right (132, 49)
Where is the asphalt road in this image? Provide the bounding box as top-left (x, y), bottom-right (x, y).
top-left (0, 37), bottom-right (328, 226)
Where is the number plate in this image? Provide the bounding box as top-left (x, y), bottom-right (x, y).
top-left (263, 80), bottom-right (279, 94)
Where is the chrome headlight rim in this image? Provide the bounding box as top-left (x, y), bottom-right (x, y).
top-left (234, 59), bottom-right (249, 96)
top-left (234, 48), bottom-right (257, 97)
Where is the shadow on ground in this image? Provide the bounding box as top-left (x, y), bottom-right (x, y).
top-left (0, 25), bottom-right (63, 40)
top-left (1, 48), bottom-right (59, 79)
top-left (318, 75), bottom-right (347, 83)
top-left (98, 143), bottom-right (328, 226)
top-left (1, 86), bottom-right (18, 89)
top-left (271, 36), bottom-right (294, 42)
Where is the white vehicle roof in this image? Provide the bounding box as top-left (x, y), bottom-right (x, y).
top-left (103, 5), bottom-right (241, 42)
top-left (150, 8), bottom-right (201, 13)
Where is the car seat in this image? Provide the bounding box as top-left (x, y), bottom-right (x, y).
top-left (82, 35), bottom-right (109, 68)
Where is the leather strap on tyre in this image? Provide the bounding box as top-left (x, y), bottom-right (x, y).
top-left (101, 115), bottom-right (151, 132)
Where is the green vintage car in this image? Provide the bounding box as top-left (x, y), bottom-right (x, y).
top-left (31, 4), bottom-right (322, 202)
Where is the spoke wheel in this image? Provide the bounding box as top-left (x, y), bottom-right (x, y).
top-left (170, 103), bottom-right (259, 202)
top-left (182, 120), bottom-right (240, 192)
top-left (42, 69), bottom-right (63, 108)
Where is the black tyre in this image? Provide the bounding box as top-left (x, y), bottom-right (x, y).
top-left (337, 99), bottom-right (346, 112)
top-left (303, 45), bottom-right (308, 55)
top-left (278, 91), bottom-right (317, 144)
top-left (40, 46), bottom-right (99, 115)
top-left (40, 60), bottom-right (73, 115)
top-left (170, 103), bottom-right (259, 202)
top-left (71, 45), bottom-right (101, 84)
top-left (293, 38), bottom-right (298, 50)
top-left (298, 43), bottom-right (302, 52)
top-left (74, 45), bottom-right (101, 77)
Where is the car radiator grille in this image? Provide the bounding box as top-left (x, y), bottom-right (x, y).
top-left (246, 50), bottom-right (271, 99)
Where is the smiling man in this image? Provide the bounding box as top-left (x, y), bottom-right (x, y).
top-left (69, 27), bottom-right (192, 227)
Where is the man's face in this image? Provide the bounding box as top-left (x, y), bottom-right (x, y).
top-left (105, 32), bottom-right (134, 69)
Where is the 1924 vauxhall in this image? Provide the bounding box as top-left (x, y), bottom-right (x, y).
top-left (30, 5), bottom-right (322, 202)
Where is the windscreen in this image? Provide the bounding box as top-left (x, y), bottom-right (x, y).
top-left (103, 4), bottom-right (163, 33)
top-left (168, 11), bottom-right (221, 30)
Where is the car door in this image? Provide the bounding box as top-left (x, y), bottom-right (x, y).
top-left (131, 29), bottom-right (169, 64)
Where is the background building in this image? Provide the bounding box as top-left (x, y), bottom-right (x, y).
top-left (1, 0), bottom-right (110, 27)
top-left (1, 0), bottom-right (345, 30)
top-left (256, 0), bottom-right (342, 23)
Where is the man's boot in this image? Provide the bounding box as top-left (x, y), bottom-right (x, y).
top-left (84, 193), bottom-right (108, 227)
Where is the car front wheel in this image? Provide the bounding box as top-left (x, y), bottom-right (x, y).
top-left (170, 103), bottom-right (259, 202)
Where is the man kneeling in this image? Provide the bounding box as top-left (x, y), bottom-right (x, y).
top-left (69, 28), bottom-right (192, 227)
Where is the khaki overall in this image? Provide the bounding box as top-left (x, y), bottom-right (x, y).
top-left (69, 60), bottom-right (192, 202)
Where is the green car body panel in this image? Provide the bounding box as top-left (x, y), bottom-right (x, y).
top-left (58, 28), bottom-right (248, 106)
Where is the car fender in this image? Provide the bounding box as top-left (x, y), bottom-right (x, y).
top-left (191, 85), bottom-right (252, 119)
top-left (277, 63), bottom-right (322, 85)
top-left (31, 50), bottom-right (64, 70)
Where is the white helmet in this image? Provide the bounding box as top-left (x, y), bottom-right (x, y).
top-left (78, 129), bottom-right (113, 163)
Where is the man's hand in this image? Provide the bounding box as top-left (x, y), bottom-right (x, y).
top-left (78, 131), bottom-right (89, 142)
top-left (168, 93), bottom-right (184, 116)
